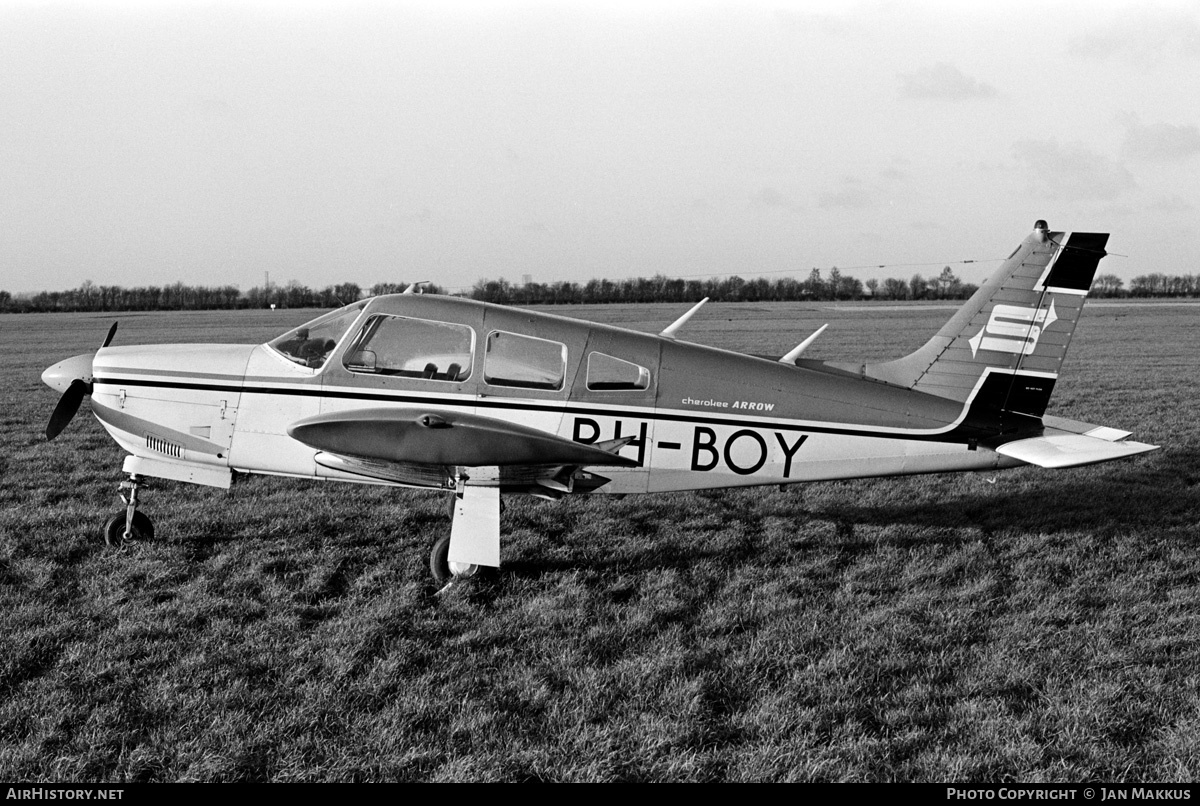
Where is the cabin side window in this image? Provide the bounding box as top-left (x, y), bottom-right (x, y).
top-left (484, 331), bottom-right (566, 390)
top-left (586, 352), bottom-right (650, 391)
top-left (343, 315), bottom-right (474, 381)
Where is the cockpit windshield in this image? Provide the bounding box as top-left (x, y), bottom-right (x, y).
top-left (268, 302), bottom-right (368, 369)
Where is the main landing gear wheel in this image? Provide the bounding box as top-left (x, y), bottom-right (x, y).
top-left (429, 533), bottom-right (482, 585)
top-left (102, 511), bottom-right (155, 547)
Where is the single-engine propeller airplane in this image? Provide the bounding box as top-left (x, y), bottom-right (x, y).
top-left (43, 221), bottom-right (1158, 584)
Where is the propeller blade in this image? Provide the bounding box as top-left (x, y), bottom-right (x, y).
top-left (101, 321), bottom-right (119, 349)
top-left (46, 379), bottom-right (91, 441)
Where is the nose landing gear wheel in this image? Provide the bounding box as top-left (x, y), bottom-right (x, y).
top-left (429, 533), bottom-right (482, 585)
top-left (102, 511), bottom-right (155, 547)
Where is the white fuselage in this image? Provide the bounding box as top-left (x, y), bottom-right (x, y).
top-left (88, 341), bottom-right (1020, 495)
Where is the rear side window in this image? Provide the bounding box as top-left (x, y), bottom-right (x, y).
top-left (586, 352), bottom-right (650, 391)
top-left (484, 331), bottom-right (566, 390)
top-left (343, 315), bottom-right (473, 381)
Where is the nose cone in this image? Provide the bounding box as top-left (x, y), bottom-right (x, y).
top-left (42, 354), bottom-right (94, 394)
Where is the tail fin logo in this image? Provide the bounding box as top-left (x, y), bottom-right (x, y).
top-left (968, 301), bottom-right (1058, 357)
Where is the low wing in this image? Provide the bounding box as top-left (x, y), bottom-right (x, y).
top-left (995, 414), bottom-right (1158, 469)
top-left (288, 408), bottom-right (638, 469)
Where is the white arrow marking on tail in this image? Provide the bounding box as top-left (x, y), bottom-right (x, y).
top-left (969, 300), bottom-right (1058, 357)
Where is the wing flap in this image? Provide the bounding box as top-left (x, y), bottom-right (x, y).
top-left (995, 433), bottom-right (1158, 469)
top-left (314, 451), bottom-right (614, 494)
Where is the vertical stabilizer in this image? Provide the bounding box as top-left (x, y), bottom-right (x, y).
top-left (830, 221), bottom-right (1108, 422)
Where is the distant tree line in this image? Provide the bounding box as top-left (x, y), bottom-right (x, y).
top-left (0, 280), bottom-right (441, 313)
top-left (470, 266), bottom-right (983, 305)
top-left (2, 267), bottom-right (1196, 313)
top-left (1090, 273), bottom-right (1200, 298)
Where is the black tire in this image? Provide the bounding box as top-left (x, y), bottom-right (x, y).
top-left (102, 511), bottom-right (154, 547)
top-left (429, 533), bottom-right (482, 585)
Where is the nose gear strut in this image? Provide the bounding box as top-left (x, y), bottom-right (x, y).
top-left (102, 474), bottom-right (155, 547)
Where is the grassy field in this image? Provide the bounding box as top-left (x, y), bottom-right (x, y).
top-left (1, 300), bottom-right (1197, 782)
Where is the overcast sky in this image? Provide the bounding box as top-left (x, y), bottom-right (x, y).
top-left (1, 0), bottom-right (1197, 295)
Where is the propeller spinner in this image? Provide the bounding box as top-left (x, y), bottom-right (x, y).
top-left (42, 322), bottom-right (118, 441)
